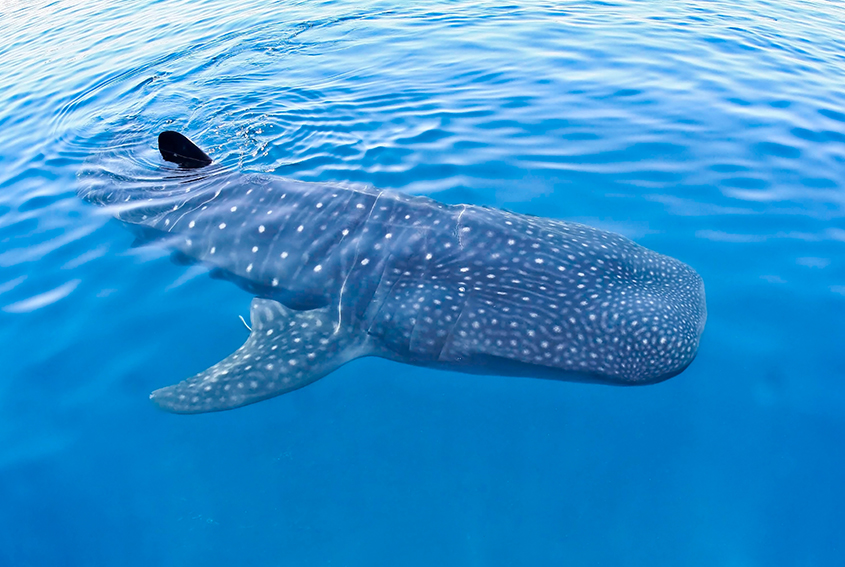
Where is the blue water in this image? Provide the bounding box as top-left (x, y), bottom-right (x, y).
top-left (1, 0), bottom-right (844, 564)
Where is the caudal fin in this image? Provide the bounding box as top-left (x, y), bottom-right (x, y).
top-left (158, 131), bottom-right (213, 168)
top-left (150, 299), bottom-right (369, 414)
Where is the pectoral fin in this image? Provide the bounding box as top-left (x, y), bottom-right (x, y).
top-left (151, 299), bottom-right (368, 414)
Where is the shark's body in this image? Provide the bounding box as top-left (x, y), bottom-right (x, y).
top-left (79, 132), bottom-right (706, 414)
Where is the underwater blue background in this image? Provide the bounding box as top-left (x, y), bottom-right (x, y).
top-left (1, 0), bottom-right (844, 564)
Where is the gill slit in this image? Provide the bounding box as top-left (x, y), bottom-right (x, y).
top-left (335, 190), bottom-right (383, 334)
top-left (456, 204), bottom-right (467, 249)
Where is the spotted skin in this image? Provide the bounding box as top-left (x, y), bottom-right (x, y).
top-left (78, 137), bottom-right (706, 414)
top-left (150, 300), bottom-right (370, 413)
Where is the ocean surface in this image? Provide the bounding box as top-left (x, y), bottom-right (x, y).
top-left (1, 0), bottom-right (844, 565)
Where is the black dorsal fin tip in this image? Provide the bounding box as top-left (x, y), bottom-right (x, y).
top-left (158, 131), bottom-right (213, 168)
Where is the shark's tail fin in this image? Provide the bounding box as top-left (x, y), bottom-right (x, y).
top-left (158, 131), bottom-right (213, 168)
top-left (150, 299), bottom-right (369, 414)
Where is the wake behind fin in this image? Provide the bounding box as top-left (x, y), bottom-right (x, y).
top-left (150, 299), bottom-right (369, 414)
top-left (158, 131), bottom-right (213, 168)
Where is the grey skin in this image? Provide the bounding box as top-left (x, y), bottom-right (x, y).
top-left (78, 132), bottom-right (706, 414)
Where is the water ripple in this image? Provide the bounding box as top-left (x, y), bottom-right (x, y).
top-left (3, 280), bottom-right (81, 314)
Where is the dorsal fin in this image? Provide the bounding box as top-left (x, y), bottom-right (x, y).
top-left (158, 131), bottom-right (212, 168)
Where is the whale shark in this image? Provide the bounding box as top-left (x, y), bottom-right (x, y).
top-left (78, 131), bottom-right (706, 414)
